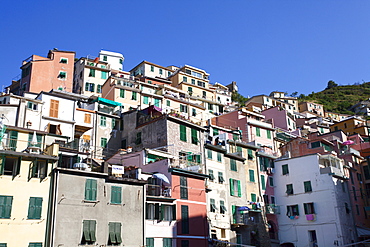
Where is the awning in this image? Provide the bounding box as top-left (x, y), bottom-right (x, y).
top-left (153, 173), bottom-right (170, 184)
top-left (238, 206), bottom-right (250, 211)
top-left (92, 97), bottom-right (122, 107)
top-left (357, 226), bottom-right (370, 237)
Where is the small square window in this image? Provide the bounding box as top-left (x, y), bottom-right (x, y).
top-left (60, 58), bottom-right (68, 64)
top-left (58, 71), bottom-right (66, 79)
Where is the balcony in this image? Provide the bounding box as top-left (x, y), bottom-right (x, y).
top-left (265, 204), bottom-right (280, 214)
top-left (146, 184), bottom-right (171, 197)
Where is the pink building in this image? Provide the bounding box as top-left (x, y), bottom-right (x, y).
top-left (15, 49), bottom-right (75, 95)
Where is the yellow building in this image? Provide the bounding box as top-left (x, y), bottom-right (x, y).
top-left (0, 127), bottom-right (59, 247)
top-left (330, 116), bottom-right (369, 136)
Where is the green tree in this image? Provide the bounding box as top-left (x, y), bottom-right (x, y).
top-left (326, 80), bottom-right (338, 90)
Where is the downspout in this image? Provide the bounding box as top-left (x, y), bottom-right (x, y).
top-left (94, 109), bottom-right (98, 159)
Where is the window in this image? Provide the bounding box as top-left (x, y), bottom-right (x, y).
top-left (29, 243), bottom-right (42, 247)
top-left (181, 205), bottom-right (189, 234)
top-left (119, 89), bottom-right (125, 98)
top-left (207, 149), bottom-right (212, 159)
top-left (49, 99), bottom-right (59, 118)
top-left (27, 102), bottom-right (38, 110)
top-left (345, 202), bottom-right (350, 214)
top-left (191, 129), bottom-right (198, 144)
top-left (97, 85), bottom-right (102, 93)
top-left (256, 127), bottom-right (261, 137)
top-left (85, 179), bottom-right (97, 201)
top-left (132, 91), bottom-right (137, 100)
top-left (150, 65), bottom-right (154, 72)
top-left (166, 100), bottom-right (170, 106)
top-left (136, 132), bottom-right (142, 145)
top-left (248, 149), bottom-right (254, 160)
top-left (100, 116), bottom-right (106, 126)
top-left (251, 193), bottom-right (257, 202)
top-left (210, 198), bottom-right (217, 212)
top-left (85, 82), bottom-right (95, 92)
top-left (0, 195), bottom-right (13, 218)
top-left (142, 96), bottom-right (149, 105)
top-left (101, 138), bottom-right (107, 148)
top-left (145, 203), bottom-right (157, 220)
top-left (311, 141), bottom-right (321, 148)
top-left (29, 159), bottom-right (48, 179)
top-left (218, 172), bottom-right (224, 183)
top-left (111, 186), bottom-right (122, 204)
top-left (249, 169), bottom-right (255, 182)
top-left (81, 220), bottom-right (96, 245)
top-left (183, 76), bottom-right (187, 82)
top-left (282, 164), bottom-right (289, 175)
top-left (60, 58), bottom-right (68, 64)
top-left (286, 205), bottom-right (299, 217)
top-left (58, 71), bottom-right (66, 79)
top-left (267, 130), bottom-right (271, 139)
top-left (89, 69), bottom-right (95, 77)
top-left (159, 68), bottom-right (163, 75)
top-left (163, 238), bottom-right (172, 247)
top-left (101, 71), bottom-right (107, 79)
top-left (181, 240), bottom-right (189, 247)
top-left (192, 108), bottom-right (196, 117)
top-left (208, 169), bottom-right (214, 181)
top-left (27, 197), bottom-right (43, 219)
top-left (230, 159), bottom-right (237, 171)
top-left (304, 181), bottom-right (312, 192)
top-left (180, 176), bottom-right (188, 199)
top-left (146, 238), bottom-right (154, 247)
top-left (191, 79), bottom-right (195, 85)
top-left (269, 177), bottom-right (274, 187)
top-left (261, 175), bottom-right (266, 190)
top-left (103, 55), bottom-right (107, 61)
top-left (303, 203), bottom-right (315, 214)
top-left (229, 178), bottom-right (241, 197)
top-left (353, 186), bottom-right (357, 201)
top-left (162, 204), bottom-right (176, 221)
top-left (188, 87), bottom-right (193, 95)
top-left (180, 125), bottom-right (187, 142)
top-left (217, 153), bottom-right (222, 162)
top-left (286, 184), bottom-right (294, 195)
top-left (180, 104), bottom-right (188, 113)
top-left (0, 156), bottom-right (21, 176)
top-left (154, 98), bottom-right (160, 107)
top-left (108, 222), bottom-right (122, 245)
top-left (220, 200), bottom-right (227, 214)
top-left (84, 114), bottom-right (91, 124)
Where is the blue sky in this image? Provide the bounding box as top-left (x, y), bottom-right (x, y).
top-left (1, 1), bottom-right (370, 98)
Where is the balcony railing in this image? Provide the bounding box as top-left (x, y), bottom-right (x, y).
top-left (146, 184), bottom-right (171, 197)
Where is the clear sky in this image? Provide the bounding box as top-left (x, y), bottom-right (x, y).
top-left (1, 1), bottom-right (370, 98)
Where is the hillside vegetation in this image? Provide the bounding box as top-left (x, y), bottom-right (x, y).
top-left (299, 81), bottom-right (370, 115)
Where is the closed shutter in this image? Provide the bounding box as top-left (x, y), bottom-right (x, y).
top-left (0, 196), bottom-right (13, 218)
top-left (249, 169), bottom-right (255, 182)
top-left (261, 175), bottom-right (266, 190)
top-left (191, 129), bottom-right (198, 144)
top-left (49, 100), bottom-right (59, 118)
top-left (9, 131), bottom-right (18, 150)
top-left (180, 125), bottom-right (187, 142)
top-left (111, 186), bottom-right (122, 204)
top-left (232, 205), bottom-right (236, 224)
top-left (85, 179), bottom-right (97, 201)
top-left (181, 205), bottom-right (189, 234)
top-left (28, 197), bottom-right (42, 219)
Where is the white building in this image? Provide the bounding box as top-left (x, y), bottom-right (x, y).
top-left (275, 153), bottom-right (356, 247)
top-left (99, 50), bottom-right (124, 71)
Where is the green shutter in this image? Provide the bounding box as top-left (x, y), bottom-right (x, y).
top-left (109, 222), bottom-right (116, 243)
top-left (83, 220), bottom-right (91, 241)
top-left (213, 128), bottom-right (219, 136)
top-left (217, 153), bottom-right (222, 162)
top-left (249, 169), bottom-right (255, 182)
top-left (143, 96), bottom-right (148, 104)
top-left (0, 196), bottom-right (12, 218)
top-left (146, 238), bottom-right (154, 247)
top-left (229, 178), bottom-right (234, 196)
top-left (208, 169), bottom-right (214, 181)
top-left (120, 89), bottom-right (125, 98)
top-left (111, 186), bottom-right (122, 204)
top-left (0, 156), bottom-right (4, 175)
top-left (163, 238), bottom-right (172, 247)
top-left (181, 205), bottom-right (189, 234)
top-left (230, 159), bottom-right (237, 171)
top-left (232, 205), bottom-right (236, 224)
top-left (172, 205), bottom-right (176, 221)
top-left (85, 179), bottom-right (97, 201)
top-left (261, 175), bottom-right (266, 190)
top-left (28, 197), bottom-right (42, 219)
top-left (251, 193), bottom-right (256, 202)
top-left (85, 83), bottom-right (89, 91)
top-left (237, 180), bottom-right (241, 197)
top-left (195, 155), bottom-right (201, 164)
top-left (180, 125), bottom-right (187, 142)
top-left (154, 98), bottom-right (160, 107)
top-left (248, 149), bottom-right (254, 160)
top-left (9, 131), bottom-right (18, 151)
top-left (90, 220), bottom-right (96, 241)
top-left (267, 130), bottom-right (271, 139)
top-left (256, 127), bottom-right (261, 137)
top-left (191, 129), bottom-right (198, 144)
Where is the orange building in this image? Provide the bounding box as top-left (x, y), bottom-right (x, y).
top-left (16, 49), bottom-right (75, 95)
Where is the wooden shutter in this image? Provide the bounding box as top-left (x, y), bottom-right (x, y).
top-left (180, 125), bottom-right (187, 142)
top-left (181, 205), bottom-right (189, 234)
top-left (261, 175), bottom-right (266, 190)
top-left (229, 178), bottom-right (234, 196)
top-left (49, 100), bottom-right (59, 118)
top-left (237, 180), bottom-right (242, 197)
